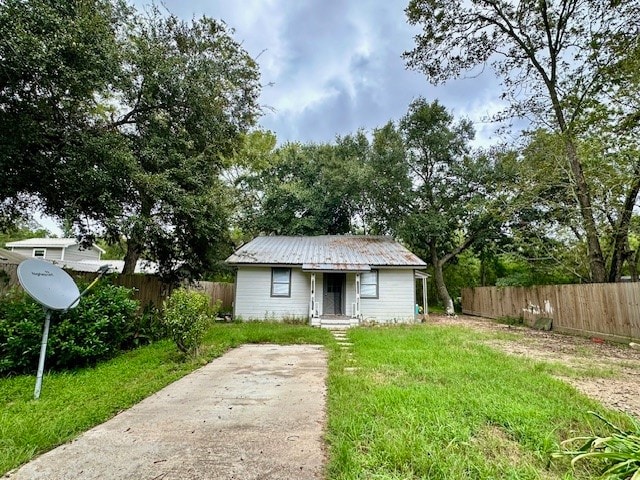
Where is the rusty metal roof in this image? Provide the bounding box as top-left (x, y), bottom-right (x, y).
top-left (226, 236), bottom-right (427, 270)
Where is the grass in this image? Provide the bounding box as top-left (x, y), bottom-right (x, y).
top-left (326, 324), bottom-right (629, 479)
top-left (2, 321), bottom-right (630, 479)
top-left (0, 322), bottom-right (333, 475)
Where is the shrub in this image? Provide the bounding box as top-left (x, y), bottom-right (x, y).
top-left (0, 284), bottom-right (139, 375)
top-left (162, 288), bottom-right (218, 355)
top-left (49, 284), bottom-right (139, 369)
top-left (0, 289), bottom-right (47, 374)
top-left (127, 304), bottom-right (168, 348)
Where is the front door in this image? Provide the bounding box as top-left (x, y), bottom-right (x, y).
top-left (323, 273), bottom-right (345, 315)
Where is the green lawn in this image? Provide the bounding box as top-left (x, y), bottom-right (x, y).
top-left (0, 321), bottom-right (625, 478)
top-left (326, 325), bottom-right (622, 479)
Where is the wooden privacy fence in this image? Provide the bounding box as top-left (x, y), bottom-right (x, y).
top-left (189, 281), bottom-right (235, 312)
top-left (461, 283), bottom-right (640, 343)
top-left (1, 264), bottom-right (235, 312)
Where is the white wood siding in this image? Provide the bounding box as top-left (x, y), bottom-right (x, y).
top-left (234, 267), bottom-right (417, 323)
top-left (64, 244), bottom-right (102, 262)
top-left (234, 267), bottom-right (310, 321)
top-left (360, 269), bottom-right (415, 323)
top-left (11, 246), bottom-right (63, 260)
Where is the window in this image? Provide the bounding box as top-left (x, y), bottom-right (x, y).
top-left (33, 248), bottom-right (46, 259)
top-left (360, 270), bottom-right (378, 298)
top-left (271, 268), bottom-right (291, 297)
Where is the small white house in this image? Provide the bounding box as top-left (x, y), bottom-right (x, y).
top-left (4, 238), bottom-right (158, 274)
top-left (6, 238), bottom-right (105, 262)
top-left (226, 235), bottom-right (428, 327)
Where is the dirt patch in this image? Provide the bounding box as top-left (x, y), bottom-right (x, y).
top-left (428, 314), bottom-right (640, 418)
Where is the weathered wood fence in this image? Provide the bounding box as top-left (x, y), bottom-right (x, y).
top-left (461, 283), bottom-right (640, 343)
top-left (0, 264), bottom-right (234, 312)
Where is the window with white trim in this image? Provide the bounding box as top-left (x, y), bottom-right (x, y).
top-left (360, 270), bottom-right (378, 298)
top-left (33, 248), bottom-right (46, 259)
top-left (271, 268), bottom-right (291, 297)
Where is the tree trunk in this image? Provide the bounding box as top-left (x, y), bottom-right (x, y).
top-left (563, 138), bottom-right (607, 283)
top-left (545, 71), bottom-right (606, 283)
top-left (631, 249), bottom-right (640, 282)
top-left (431, 243), bottom-right (454, 314)
top-left (608, 158), bottom-right (640, 282)
top-left (122, 237), bottom-right (142, 275)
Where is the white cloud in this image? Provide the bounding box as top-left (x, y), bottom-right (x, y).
top-left (132, 0), bottom-right (506, 146)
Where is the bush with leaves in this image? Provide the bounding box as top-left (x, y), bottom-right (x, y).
top-left (0, 284), bottom-right (139, 375)
top-left (49, 284), bottom-right (139, 369)
top-left (0, 289), bottom-right (47, 374)
top-left (556, 411), bottom-right (640, 479)
top-left (162, 288), bottom-right (218, 355)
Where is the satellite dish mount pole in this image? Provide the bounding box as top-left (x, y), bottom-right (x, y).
top-left (34, 309), bottom-right (52, 400)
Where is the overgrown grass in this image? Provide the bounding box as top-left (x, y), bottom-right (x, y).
top-left (0, 322), bottom-right (333, 475)
top-left (2, 321), bottom-right (629, 478)
top-left (326, 325), bottom-right (628, 479)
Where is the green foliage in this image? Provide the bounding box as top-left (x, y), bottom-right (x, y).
top-left (404, 0), bottom-right (640, 284)
top-left (557, 412), bottom-right (640, 479)
top-left (374, 99), bottom-right (512, 307)
top-left (0, 290), bottom-right (45, 374)
top-left (129, 305), bottom-right (168, 347)
top-left (0, 0), bottom-right (126, 229)
top-left (162, 288), bottom-right (218, 354)
top-left (49, 285), bottom-right (139, 369)
top-left (236, 138), bottom-right (368, 236)
top-left (0, 285), bottom-right (139, 375)
top-left (0, 2), bottom-right (260, 281)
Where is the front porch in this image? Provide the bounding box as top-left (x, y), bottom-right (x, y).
top-left (306, 269), bottom-right (428, 328)
top-left (306, 270), bottom-right (364, 328)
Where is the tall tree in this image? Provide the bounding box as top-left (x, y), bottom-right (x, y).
top-left (0, 0), bottom-right (125, 229)
top-left (236, 140), bottom-right (367, 237)
top-left (368, 99), bottom-right (511, 310)
top-left (404, 0), bottom-right (640, 283)
top-left (64, 9), bottom-right (261, 278)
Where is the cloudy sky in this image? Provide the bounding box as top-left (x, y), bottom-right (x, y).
top-left (135, 0), bottom-right (507, 147)
top-left (40, 0), bottom-right (510, 234)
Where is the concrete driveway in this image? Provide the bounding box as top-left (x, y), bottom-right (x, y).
top-left (6, 344), bottom-right (328, 480)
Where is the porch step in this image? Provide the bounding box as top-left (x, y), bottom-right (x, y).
top-left (319, 317), bottom-right (358, 329)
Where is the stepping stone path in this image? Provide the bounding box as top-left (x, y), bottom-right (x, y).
top-left (328, 328), bottom-right (359, 373)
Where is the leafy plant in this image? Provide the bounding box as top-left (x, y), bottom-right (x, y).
top-left (128, 304), bottom-right (167, 347)
top-left (50, 284), bottom-right (139, 369)
top-left (556, 411), bottom-right (640, 479)
top-left (162, 288), bottom-right (218, 355)
top-left (0, 284), bottom-right (139, 375)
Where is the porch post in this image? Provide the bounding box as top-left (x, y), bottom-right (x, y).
top-left (422, 276), bottom-right (428, 316)
top-left (309, 273), bottom-right (316, 319)
top-left (354, 272), bottom-right (361, 319)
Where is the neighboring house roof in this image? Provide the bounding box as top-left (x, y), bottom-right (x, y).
top-left (0, 248), bottom-right (28, 265)
top-left (227, 235), bottom-right (427, 270)
top-left (47, 259), bottom-right (159, 274)
top-left (5, 237), bottom-right (106, 254)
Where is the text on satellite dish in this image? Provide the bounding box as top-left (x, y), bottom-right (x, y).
top-left (31, 271), bottom-right (54, 277)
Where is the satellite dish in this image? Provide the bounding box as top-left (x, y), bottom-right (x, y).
top-left (17, 259), bottom-right (80, 311)
top-left (17, 259), bottom-right (82, 399)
